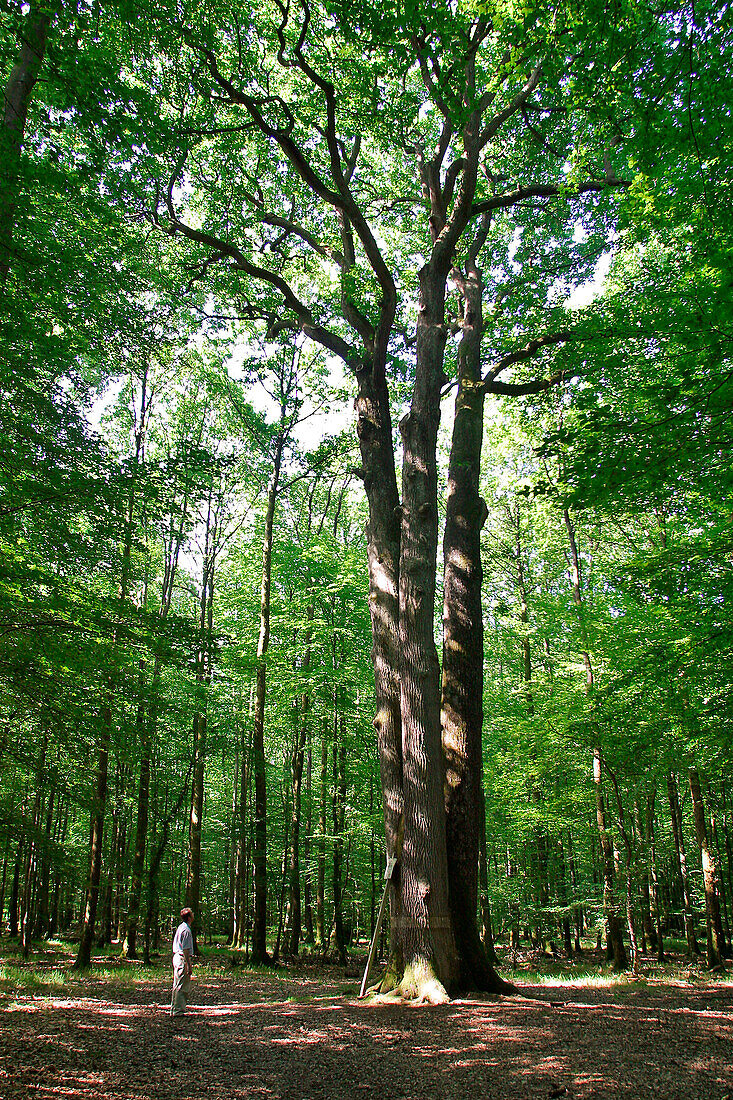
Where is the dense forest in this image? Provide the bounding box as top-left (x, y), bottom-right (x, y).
top-left (1, 0), bottom-right (732, 1008)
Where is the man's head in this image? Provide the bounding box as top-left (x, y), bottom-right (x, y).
top-left (180, 907), bottom-right (194, 925)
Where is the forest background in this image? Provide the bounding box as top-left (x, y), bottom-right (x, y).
top-left (1, 0), bottom-right (732, 1003)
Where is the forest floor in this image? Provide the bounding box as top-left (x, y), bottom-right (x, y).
top-left (0, 940), bottom-right (731, 1100)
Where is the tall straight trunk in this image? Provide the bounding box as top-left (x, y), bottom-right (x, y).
top-left (721, 784), bottom-right (733, 923)
top-left (75, 719), bottom-right (111, 968)
top-left (34, 784), bottom-right (55, 939)
top-left (316, 716), bottom-right (328, 948)
top-left (303, 737), bottom-right (315, 945)
top-left (708, 792), bottom-right (732, 954)
top-left (76, 368), bottom-right (145, 968)
top-left (564, 507), bottom-right (626, 970)
top-left (441, 235), bottom-right (508, 993)
top-left (21, 731), bottom-right (47, 957)
top-left (646, 794), bottom-right (665, 961)
top-left (478, 792), bottom-right (498, 964)
top-left (689, 767), bottom-right (723, 967)
top-left (667, 773), bottom-right (699, 955)
top-left (397, 257), bottom-right (459, 1001)
top-left (233, 693), bottom-right (252, 949)
top-left (556, 833), bottom-right (573, 957)
top-left (633, 797), bottom-right (656, 954)
top-left (354, 356), bottom-right (403, 976)
top-left (8, 843), bottom-right (21, 937)
top-left (331, 705), bottom-right (347, 965)
top-left (593, 749), bottom-right (628, 970)
top-left (251, 429), bottom-right (286, 965)
top-left (0, 1), bottom-right (53, 285)
top-left (186, 500), bottom-right (215, 945)
top-left (567, 831), bottom-right (583, 953)
top-left (285, 606), bottom-right (313, 956)
top-left (122, 661), bottom-right (151, 959)
top-left (273, 775), bottom-right (291, 962)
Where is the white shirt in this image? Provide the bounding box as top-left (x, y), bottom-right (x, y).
top-left (172, 920), bottom-right (193, 957)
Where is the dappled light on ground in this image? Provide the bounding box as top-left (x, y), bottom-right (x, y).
top-left (0, 963), bottom-right (731, 1099)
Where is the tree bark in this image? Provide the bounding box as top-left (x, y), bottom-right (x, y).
top-left (122, 662), bottom-right (150, 959)
top-left (285, 606), bottom-right (313, 956)
top-left (441, 238), bottom-right (510, 994)
top-left (667, 772), bottom-right (699, 956)
top-left (397, 258), bottom-right (459, 1001)
top-left (251, 425), bottom-right (286, 964)
top-left (0, 1), bottom-right (53, 284)
top-left (689, 766), bottom-right (723, 968)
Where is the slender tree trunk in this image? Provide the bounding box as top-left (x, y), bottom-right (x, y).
top-left (303, 736), bottom-right (315, 945)
top-left (285, 606), bottom-right (313, 956)
top-left (478, 792), bottom-right (498, 964)
top-left (563, 507), bottom-right (626, 970)
top-left (593, 750), bottom-right (628, 970)
top-left (316, 716), bottom-right (328, 949)
top-left (331, 707), bottom-right (347, 965)
top-left (689, 767), bottom-right (723, 968)
top-left (646, 794), bottom-right (665, 961)
top-left (667, 773), bottom-right (699, 955)
top-left (122, 662), bottom-right (150, 958)
top-left (567, 831), bottom-right (583, 953)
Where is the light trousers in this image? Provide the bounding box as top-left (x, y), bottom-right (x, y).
top-left (170, 957), bottom-right (191, 1016)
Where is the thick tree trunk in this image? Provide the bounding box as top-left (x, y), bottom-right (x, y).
top-left (0, 2), bottom-right (53, 285)
top-left (667, 773), bottom-right (699, 955)
top-left (397, 260), bottom-right (459, 1001)
top-left (441, 252), bottom-right (510, 994)
top-left (689, 767), bottom-right (723, 968)
top-left (354, 358), bottom-right (403, 978)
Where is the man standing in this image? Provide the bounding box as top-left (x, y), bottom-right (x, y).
top-left (170, 907), bottom-right (194, 1017)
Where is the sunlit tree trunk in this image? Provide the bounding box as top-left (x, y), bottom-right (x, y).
top-left (441, 232), bottom-right (510, 993)
top-left (689, 767), bottom-right (723, 968)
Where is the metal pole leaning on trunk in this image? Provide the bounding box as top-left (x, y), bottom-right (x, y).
top-left (359, 856), bottom-right (397, 998)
